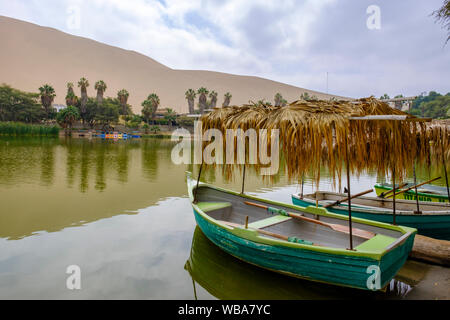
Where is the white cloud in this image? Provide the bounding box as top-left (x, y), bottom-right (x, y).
top-left (0, 0), bottom-right (448, 98)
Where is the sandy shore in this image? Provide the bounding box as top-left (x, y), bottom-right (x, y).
top-left (396, 260), bottom-right (449, 299)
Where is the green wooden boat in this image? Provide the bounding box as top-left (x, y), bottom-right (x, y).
top-left (184, 226), bottom-right (413, 299)
top-left (187, 172), bottom-right (416, 291)
top-left (374, 183), bottom-right (449, 203)
top-left (184, 226), bottom-right (331, 300)
top-left (292, 191), bottom-right (450, 240)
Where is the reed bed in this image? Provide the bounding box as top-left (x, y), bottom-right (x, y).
top-left (0, 122), bottom-right (60, 136)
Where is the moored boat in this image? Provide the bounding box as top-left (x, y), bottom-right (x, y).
top-left (184, 226), bottom-right (413, 299)
top-left (292, 191), bottom-right (450, 240)
top-left (374, 182), bottom-right (449, 203)
top-left (187, 172), bottom-right (416, 291)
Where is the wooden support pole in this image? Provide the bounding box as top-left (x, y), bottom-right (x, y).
top-left (392, 125), bottom-right (397, 225)
top-left (192, 278), bottom-right (198, 300)
top-left (300, 175), bottom-right (304, 199)
top-left (444, 157), bottom-right (450, 202)
top-left (441, 132), bottom-right (450, 201)
top-left (345, 128), bottom-right (353, 250)
top-left (241, 164), bottom-right (246, 194)
top-left (241, 144), bottom-right (247, 194)
top-left (413, 162), bottom-right (421, 214)
top-left (193, 161), bottom-right (204, 203)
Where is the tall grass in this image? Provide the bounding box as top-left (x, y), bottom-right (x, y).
top-left (0, 122), bottom-right (60, 136)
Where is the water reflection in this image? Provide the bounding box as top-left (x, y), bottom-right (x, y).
top-left (141, 139), bottom-right (161, 181)
top-left (0, 137), bottom-right (442, 299)
top-left (40, 141), bottom-right (55, 186)
top-left (94, 142), bottom-right (107, 191)
top-left (0, 137), bottom-right (59, 186)
top-left (0, 137), bottom-right (448, 241)
top-left (0, 138), bottom-right (184, 240)
top-left (61, 139), bottom-right (142, 192)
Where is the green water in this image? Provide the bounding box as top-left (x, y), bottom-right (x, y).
top-left (0, 137), bottom-right (446, 299)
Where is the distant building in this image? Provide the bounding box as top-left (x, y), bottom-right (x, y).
top-left (53, 104), bottom-right (67, 112)
top-left (380, 97), bottom-right (416, 112)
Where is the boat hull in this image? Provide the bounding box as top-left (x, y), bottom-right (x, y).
top-left (292, 195), bottom-right (450, 240)
top-left (192, 207), bottom-right (413, 291)
top-left (374, 184), bottom-right (449, 203)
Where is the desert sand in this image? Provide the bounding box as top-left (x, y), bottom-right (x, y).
top-left (0, 16), bottom-right (345, 114)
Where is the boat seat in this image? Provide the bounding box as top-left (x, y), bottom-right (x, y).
top-left (354, 234), bottom-right (396, 253)
top-left (248, 215), bottom-right (292, 229)
top-left (195, 202), bottom-right (232, 212)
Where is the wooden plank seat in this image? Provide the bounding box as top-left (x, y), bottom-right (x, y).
top-left (195, 202), bottom-right (232, 212)
top-left (248, 215), bottom-right (292, 229)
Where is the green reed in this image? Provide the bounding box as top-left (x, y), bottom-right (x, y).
top-left (0, 122), bottom-right (60, 136)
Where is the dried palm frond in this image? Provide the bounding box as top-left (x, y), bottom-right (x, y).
top-left (198, 97), bottom-right (447, 185)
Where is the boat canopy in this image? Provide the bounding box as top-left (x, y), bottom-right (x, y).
top-left (199, 97), bottom-right (448, 184)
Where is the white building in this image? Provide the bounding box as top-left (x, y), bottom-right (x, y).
top-left (53, 104), bottom-right (67, 112)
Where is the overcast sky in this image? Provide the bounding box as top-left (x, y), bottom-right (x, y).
top-left (1, 0), bottom-right (449, 98)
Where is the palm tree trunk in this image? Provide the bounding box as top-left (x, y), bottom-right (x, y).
top-left (223, 97), bottom-right (230, 107)
top-left (188, 99), bottom-right (194, 114)
top-left (199, 95), bottom-right (206, 114)
top-left (97, 92), bottom-right (103, 105)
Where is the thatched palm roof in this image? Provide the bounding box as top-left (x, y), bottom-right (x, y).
top-left (199, 97), bottom-right (449, 184)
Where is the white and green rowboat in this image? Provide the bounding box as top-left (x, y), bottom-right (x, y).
top-left (187, 172), bottom-right (416, 291)
top-left (292, 191), bottom-right (450, 240)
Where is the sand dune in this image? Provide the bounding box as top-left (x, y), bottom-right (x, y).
top-left (0, 15), bottom-right (345, 114)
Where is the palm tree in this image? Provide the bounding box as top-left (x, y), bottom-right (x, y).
top-left (197, 87), bottom-right (209, 114)
top-left (39, 84), bottom-right (56, 118)
top-left (256, 99), bottom-right (272, 107)
top-left (141, 102), bottom-right (152, 124)
top-left (148, 93), bottom-right (160, 122)
top-left (222, 92), bottom-right (232, 107)
top-left (433, 0), bottom-right (450, 44)
top-left (274, 93), bottom-right (283, 107)
top-left (117, 89), bottom-right (130, 115)
top-left (77, 77), bottom-right (89, 114)
top-left (165, 108), bottom-right (177, 130)
top-left (185, 89), bottom-right (196, 114)
top-left (65, 82), bottom-right (78, 107)
top-left (56, 106), bottom-right (80, 135)
top-left (299, 92), bottom-right (317, 101)
top-left (95, 80), bottom-right (107, 105)
top-left (141, 93), bottom-right (160, 124)
top-left (209, 90), bottom-right (218, 108)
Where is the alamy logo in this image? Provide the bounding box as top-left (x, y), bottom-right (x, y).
top-left (171, 121), bottom-right (280, 175)
top-left (67, 5), bottom-right (81, 30)
top-left (66, 265), bottom-right (81, 290)
top-left (366, 265), bottom-right (381, 290)
top-left (366, 5), bottom-right (381, 30)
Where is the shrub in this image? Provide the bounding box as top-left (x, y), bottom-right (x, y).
top-left (150, 125), bottom-right (161, 134)
top-left (177, 116), bottom-right (195, 127)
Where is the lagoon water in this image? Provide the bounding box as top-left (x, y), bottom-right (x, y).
top-left (0, 137), bottom-right (446, 299)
